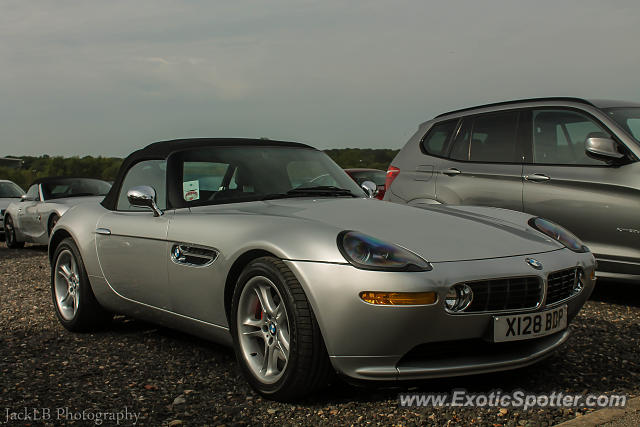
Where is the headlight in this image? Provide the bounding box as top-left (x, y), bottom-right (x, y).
top-left (528, 217), bottom-right (588, 253)
top-left (337, 230), bottom-right (432, 271)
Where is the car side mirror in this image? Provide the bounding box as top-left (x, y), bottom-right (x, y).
top-left (127, 186), bottom-right (163, 217)
top-left (585, 137), bottom-right (624, 161)
top-left (361, 181), bottom-right (378, 199)
top-left (20, 194), bottom-right (27, 202)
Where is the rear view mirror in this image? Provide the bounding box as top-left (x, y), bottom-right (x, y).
top-left (361, 181), bottom-right (378, 198)
top-left (127, 186), bottom-right (163, 217)
top-left (20, 194), bottom-right (27, 202)
top-left (585, 137), bottom-right (624, 160)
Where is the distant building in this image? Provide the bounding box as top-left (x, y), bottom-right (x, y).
top-left (0, 157), bottom-right (22, 169)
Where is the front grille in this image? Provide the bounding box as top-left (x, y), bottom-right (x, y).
top-left (463, 276), bottom-right (542, 312)
top-left (546, 268), bottom-right (578, 305)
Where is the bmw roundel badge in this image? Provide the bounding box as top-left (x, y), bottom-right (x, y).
top-left (526, 257), bottom-right (543, 270)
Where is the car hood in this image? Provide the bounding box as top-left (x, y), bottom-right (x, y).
top-left (200, 198), bottom-right (563, 262)
top-left (0, 198), bottom-right (21, 210)
top-left (45, 196), bottom-right (105, 206)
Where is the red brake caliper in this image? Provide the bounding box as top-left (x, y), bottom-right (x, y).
top-left (254, 298), bottom-right (263, 320)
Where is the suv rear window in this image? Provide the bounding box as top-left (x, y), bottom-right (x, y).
top-left (420, 120), bottom-right (458, 156)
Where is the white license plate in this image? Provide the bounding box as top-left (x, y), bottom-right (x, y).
top-left (493, 305), bottom-right (567, 343)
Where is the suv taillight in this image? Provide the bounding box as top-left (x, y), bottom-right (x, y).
top-left (385, 166), bottom-right (400, 192)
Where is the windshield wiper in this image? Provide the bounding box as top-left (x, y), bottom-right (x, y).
top-left (262, 186), bottom-right (358, 201)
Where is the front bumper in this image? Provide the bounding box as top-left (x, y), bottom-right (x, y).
top-left (284, 248), bottom-right (595, 381)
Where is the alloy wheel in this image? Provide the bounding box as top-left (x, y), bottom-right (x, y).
top-left (237, 276), bottom-right (291, 384)
top-left (54, 249), bottom-right (81, 321)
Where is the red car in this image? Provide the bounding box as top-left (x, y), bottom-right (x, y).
top-left (344, 168), bottom-right (386, 200)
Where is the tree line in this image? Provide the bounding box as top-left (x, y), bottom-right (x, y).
top-left (1, 149), bottom-right (399, 191)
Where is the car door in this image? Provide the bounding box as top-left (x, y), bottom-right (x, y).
top-left (521, 108), bottom-right (640, 270)
top-left (436, 111), bottom-right (525, 211)
top-left (165, 158), bottom-right (236, 325)
top-left (16, 184), bottom-right (41, 239)
top-left (95, 160), bottom-right (172, 309)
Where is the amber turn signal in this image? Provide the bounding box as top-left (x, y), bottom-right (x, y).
top-left (359, 291), bottom-right (438, 305)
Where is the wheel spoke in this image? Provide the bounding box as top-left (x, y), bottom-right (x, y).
top-left (59, 264), bottom-right (72, 281)
top-left (276, 342), bottom-right (288, 363)
top-left (69, 257), bottom-right (78, 276)
top-left (72, 292), bottom-right (79, 315)
top-left (242, 329), bottom-right (263, 338)
top-left (60, 291), bottom-right (71, 304)
top-left (255, 284), bottom-right (276, 316)
top-left (242, 317), bottom-right (262, 328)
top-left (260, 341), bottom-right (271, 374)
top-left (277, 329), bottom-right (290, 352)
top-left (266, 344), bottom-right (279, 375)
top-left (275, 303), bottom-right (286, 324)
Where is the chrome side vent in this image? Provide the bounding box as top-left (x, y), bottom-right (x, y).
top-left (171, 244), bottom-right (218, 267)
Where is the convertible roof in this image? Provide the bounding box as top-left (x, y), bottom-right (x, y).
top-left (136, 138), bottom-right (313, 160)
top-left (101, 138), bottom-right (316, 210)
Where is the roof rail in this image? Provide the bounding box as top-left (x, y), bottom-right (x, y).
top-left (435, 97), bottom-right (595, 118)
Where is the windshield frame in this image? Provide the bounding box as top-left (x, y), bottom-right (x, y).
top-left (167, 146), bottom-right (366, 208)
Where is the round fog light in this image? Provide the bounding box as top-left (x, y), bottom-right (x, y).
top-left (445, 283), bottom-right (473, 312)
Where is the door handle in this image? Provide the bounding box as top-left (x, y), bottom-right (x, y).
top-left (95, 228), bottom-right (111, 235)
top-left (443, 168), bottom-right (461, 176)
top-left (524, 173), bottom-right (550, 182)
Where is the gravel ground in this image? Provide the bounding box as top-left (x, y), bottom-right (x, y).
top-left (1, 245), bottom-right (639, 426)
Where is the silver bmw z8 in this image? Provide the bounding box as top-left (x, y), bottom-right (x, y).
top-left (49, 138), bottom-right (596, 401)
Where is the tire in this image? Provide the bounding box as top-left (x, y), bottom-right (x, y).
top-left (48, 214), bottom-right (60, 236)
top-left (4, 215), bottom-right (24, 249)
top-left (51, 237), bottom-right (112, 331)
top-left (230, 256), bottom-right (332, 401)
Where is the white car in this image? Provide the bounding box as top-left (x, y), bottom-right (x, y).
top-left (0, 180), bottom-right (25, 240)
top-left (4, 177), bottom-right (110, 248)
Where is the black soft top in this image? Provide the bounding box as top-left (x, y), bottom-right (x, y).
top-left (101, 138), bottom-right (315, 210)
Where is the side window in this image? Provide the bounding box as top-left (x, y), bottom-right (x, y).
top-left (532, 110), bottom-right (612, 165)
top-left (468, 112), bottom-right (519, 162)
top-left (25, 185), bottom-right (40, 201)
top-left (117, 160), bottom-right (167, 210)
top-left (421, 120), bottom-right (458, 156)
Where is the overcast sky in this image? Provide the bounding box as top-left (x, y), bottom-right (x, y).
top-left (2, 0), bottom-right (639, 157)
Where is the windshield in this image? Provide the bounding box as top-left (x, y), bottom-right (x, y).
top-left (0, 182), bottom-right (24, 198)
top-left (175, 146), bottom-right (365, 205)
top-left (347, 170), bottom-right (386, 186)
top-left (603, 107), bottom-right (640, 143)
top-left (41, 178), bottom-right (112, 200)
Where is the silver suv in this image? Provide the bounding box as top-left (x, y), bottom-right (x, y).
top-left (386, 97), bottom-right (640, 282)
